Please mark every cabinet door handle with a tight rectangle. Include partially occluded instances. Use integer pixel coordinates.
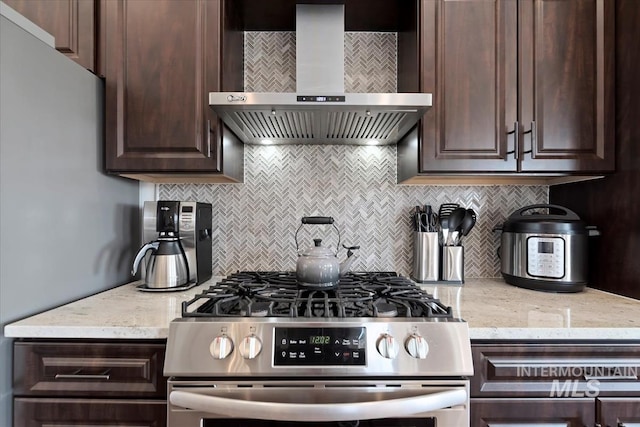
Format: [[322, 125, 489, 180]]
[[522, 121, 535, 157], [55, 373, 110, 380], [584, 374, 638, 381], [505, 121, 519, 161], [55, 374, 110, 380], [54, 368, 110, 380], [207, 119, 212, 158]]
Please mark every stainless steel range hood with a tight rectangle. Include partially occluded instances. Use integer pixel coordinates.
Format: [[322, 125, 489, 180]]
[[209, 4, 431, 145]]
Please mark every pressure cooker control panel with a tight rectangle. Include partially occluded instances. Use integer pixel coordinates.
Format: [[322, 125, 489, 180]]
[[273, 327, 366, 366], [527, 236, 565, 279]]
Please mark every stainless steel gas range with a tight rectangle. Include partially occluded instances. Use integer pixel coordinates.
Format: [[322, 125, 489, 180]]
[[164, 272, 473, 426]]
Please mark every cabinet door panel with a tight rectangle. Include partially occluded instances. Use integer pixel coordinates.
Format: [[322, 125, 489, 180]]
[[104, 0, 222, 172], [519, 0, 614, 172], [420, 0, 517, 172], [598, 397, 640, 426], [471, 398, 595, 426], [14, 398, 166, 427], [3, 0, 95, 71]]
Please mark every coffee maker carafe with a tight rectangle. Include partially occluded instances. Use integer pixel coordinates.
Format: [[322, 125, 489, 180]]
[[132, 201, 212, 290]]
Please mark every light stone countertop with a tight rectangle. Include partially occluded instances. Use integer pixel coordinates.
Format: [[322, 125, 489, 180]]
[[3, 277, 225, 339], [419, 279, 640, 340], [4, 277, 640, 340]]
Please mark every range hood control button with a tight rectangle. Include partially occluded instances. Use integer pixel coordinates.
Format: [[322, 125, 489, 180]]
[[227, 94, 246, 102], [209, 335, 234, 359], [405, 334, 429, 359], [239, 335, 263, 359], [376, 334, 399, 359]]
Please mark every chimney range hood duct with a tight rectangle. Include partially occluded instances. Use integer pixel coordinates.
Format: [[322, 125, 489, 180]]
[[209, 4, 432, 145]]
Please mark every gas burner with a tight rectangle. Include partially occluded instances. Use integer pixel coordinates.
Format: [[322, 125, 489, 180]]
[[182, 271, 452, 319], [373, 302, 398, 318]]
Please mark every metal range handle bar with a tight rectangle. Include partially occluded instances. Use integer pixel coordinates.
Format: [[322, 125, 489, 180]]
[[170, 389, 467, 422]]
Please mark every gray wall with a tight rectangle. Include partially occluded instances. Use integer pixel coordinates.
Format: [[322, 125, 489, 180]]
[[0, 16, 139, 426]]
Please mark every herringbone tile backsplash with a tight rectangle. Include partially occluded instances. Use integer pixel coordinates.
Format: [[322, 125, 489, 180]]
[[159, 145, 547, 278], [159, 32, 548, 278]]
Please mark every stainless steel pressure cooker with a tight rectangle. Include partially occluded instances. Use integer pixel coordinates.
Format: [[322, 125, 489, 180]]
[[497, 204, 598, 293]]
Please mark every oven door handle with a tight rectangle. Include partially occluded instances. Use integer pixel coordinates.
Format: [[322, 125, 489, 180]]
[[169, 388, 467, 422]]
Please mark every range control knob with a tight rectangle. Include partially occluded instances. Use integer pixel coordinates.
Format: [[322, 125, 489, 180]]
[[376, 333, 399, 359], [405, 334, 429, 359], [209, 335, 234, 359], [239, 335, 263, 359]]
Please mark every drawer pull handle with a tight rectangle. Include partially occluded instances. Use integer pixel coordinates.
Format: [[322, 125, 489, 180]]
[[55, 369, 110, 380], [583, 374, 638, 381]]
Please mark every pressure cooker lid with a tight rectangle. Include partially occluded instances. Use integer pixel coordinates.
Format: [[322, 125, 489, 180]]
[[503, 204, 588, 234]]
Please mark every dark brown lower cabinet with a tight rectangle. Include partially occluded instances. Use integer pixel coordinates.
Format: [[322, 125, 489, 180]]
[[598, 398, 640, 426], [471, 342, 640, 426], [471, 398, 594, 426], [14, 398, 166, 427], [12, 340, 167, 427]]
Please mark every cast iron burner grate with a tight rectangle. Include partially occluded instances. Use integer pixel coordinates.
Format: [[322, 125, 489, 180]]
[[182, 272, 453, 319]]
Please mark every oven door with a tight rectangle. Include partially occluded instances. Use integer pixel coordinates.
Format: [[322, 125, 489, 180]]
[[168, 379, 469, 426]]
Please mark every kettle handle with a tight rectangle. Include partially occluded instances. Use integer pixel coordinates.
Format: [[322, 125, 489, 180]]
[[131, 241, 160, 276], [302, 216, 334, 225], [295, 217, 341, 254], [508, 204, 581, 221]]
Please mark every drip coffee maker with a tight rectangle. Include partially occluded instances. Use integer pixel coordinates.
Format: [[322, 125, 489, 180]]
[[132, 201, 212, 291]]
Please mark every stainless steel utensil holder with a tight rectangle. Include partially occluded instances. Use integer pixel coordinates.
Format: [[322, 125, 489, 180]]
[[411, 232, 440, 282], [442, 246, 464, 283]]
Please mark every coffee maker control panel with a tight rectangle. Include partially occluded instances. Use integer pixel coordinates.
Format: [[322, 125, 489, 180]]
[[179, 205, 195, 231]]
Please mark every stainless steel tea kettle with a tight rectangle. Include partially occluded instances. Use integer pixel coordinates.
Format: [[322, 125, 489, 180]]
[[295, 217, 359, 289], [131, 233, 189, 289]]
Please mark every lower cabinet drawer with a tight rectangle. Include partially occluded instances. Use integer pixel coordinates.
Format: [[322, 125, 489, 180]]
[[14, 398, 166, 427], [13, 341, 167, 398], [471, 397, 595, 426], [471, 343, 640, 398]]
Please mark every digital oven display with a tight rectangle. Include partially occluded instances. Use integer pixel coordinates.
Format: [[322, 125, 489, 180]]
[[274, 327, 366, 366]]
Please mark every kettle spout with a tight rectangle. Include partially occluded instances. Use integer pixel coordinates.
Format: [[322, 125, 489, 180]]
[[339, 245, 360, 276]]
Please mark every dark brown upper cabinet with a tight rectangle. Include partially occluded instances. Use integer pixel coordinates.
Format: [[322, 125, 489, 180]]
[[399, 0, 614, 182], [102, 0, 244, 182], [4, 0, 96, 72]]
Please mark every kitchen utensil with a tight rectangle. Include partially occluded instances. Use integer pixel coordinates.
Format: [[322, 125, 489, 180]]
[[412, 205, 438, 232], [445, 208, 467, 245], [455, 208, 477, 245], [437, 203, 460, 246], [420, 212, 438, 233], [413, 206, 421, 231], [295, 216, 359, 289], [461, 209, 477, 236], [497, 204, 599, 293]]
